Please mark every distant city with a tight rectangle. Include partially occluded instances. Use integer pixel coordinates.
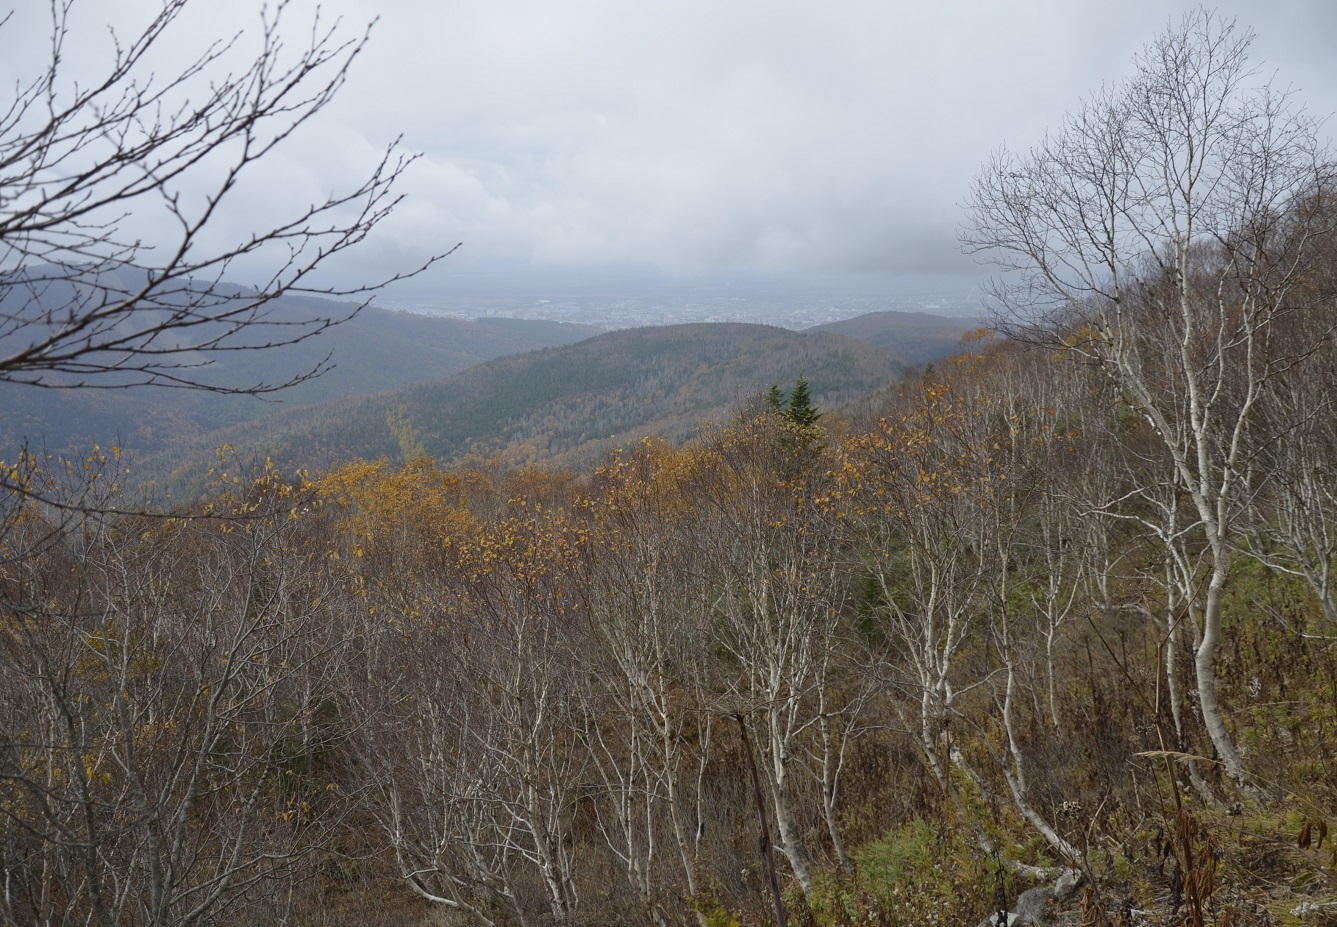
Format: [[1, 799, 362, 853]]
[[374, 272, 985, 330]]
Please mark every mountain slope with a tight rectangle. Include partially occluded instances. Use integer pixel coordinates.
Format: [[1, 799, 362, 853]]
[[809, 309, 980, 364], [140, 323, 903, 495], [0, 302, 599, 460]]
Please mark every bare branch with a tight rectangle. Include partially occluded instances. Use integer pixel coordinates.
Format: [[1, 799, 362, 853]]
[[0, 0, 451, 394]]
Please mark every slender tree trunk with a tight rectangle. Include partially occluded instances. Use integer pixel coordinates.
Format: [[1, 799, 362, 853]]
[[817, 703, 855, 872], [768, 732, 816, 897], [1195, 548, 1255, 793], [738, 715, 788, 927]]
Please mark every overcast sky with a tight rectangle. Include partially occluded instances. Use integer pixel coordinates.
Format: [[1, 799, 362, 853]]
[[4, 0, 1336, 300]]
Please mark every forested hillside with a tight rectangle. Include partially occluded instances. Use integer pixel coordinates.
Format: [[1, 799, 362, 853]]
[[809, 309, 978, 364], [133, 323, 905, 499], [8, 312, 1337, 925], [0, 294, 598, 461]]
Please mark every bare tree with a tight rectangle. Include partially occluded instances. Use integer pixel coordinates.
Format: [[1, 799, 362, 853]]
[[577, 443, 719, 926], [842, 357, 1089, 862], [364, 503, 590, 927], [0, 0, 450, 880], [962, 8, 1336, 791], [840, 377, 1001, 797], [1246, 278, 1337, 627], [983, 356, 1089, 863], [0, 471, 351, 927], [702, 414, 852, 900], [0, 0, 446, 394]]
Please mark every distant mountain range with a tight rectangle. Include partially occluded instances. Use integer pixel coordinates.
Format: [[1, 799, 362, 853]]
[[0, 297, 598, 461], [2, 279, 978, 496]]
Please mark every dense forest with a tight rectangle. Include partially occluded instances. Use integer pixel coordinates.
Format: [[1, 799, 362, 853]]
[[5, 9, 1337, 927], [7, 308, 1337, 926]]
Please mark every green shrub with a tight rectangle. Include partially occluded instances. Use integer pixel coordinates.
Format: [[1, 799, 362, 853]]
[[804, 820, 987, 927]]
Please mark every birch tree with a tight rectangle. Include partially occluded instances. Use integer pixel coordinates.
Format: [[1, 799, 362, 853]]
[[1246, 275, 1337, 627], [700, 413, 849, 900], [962, 8, 1337, 790], [840, 378, 1004, 794], [576, 441, 718, 925], [363, 495, 590, 927]]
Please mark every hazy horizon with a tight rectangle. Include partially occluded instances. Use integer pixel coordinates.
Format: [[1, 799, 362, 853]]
[[5, 1, 1332, 303], [373, 265, 985, 329]]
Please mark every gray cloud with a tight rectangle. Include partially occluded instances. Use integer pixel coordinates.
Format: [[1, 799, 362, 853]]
[[5, 0, 1335, 290]]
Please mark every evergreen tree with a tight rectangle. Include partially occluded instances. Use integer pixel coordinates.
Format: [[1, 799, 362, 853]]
[[784, 377, 821, 428]]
